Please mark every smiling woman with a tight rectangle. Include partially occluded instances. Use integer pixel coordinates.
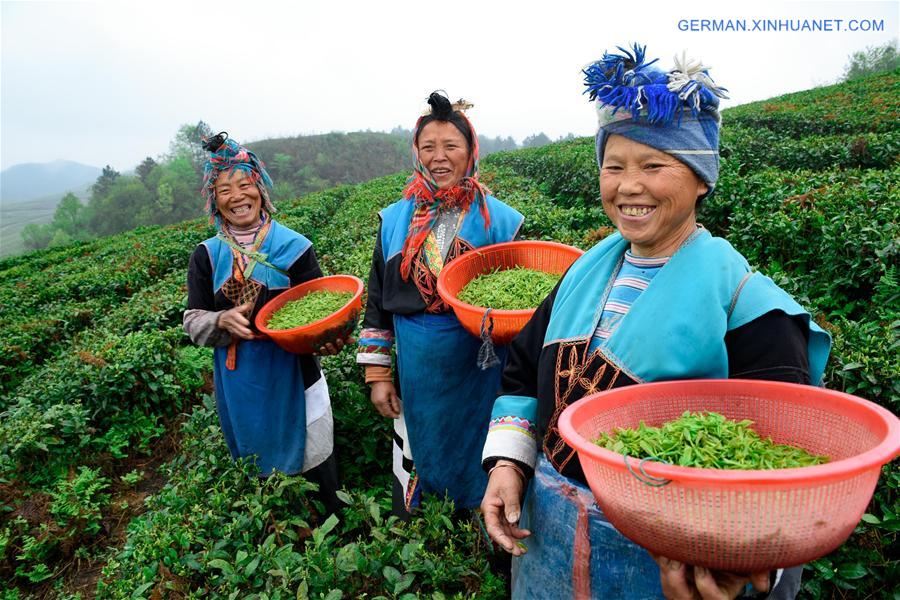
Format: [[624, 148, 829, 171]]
[[214, 169, 263, 228], [356, 92, 524, 528], [479, 44, 833, 600], [416, 121, 470, 189], [600, 135, 708, 257], [181, 133, 346, 516]]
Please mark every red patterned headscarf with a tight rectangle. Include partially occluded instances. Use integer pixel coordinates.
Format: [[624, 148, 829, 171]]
[[399, 109, 491, 280]]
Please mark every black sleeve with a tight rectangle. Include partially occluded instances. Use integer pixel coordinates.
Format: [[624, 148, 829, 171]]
[[498, 279, 561, 399], [361, 222, 394, 331], [726, 309, 811, 384], [482, 281, 561, 477], [187, 245, 216, 311], [289, 245, 324, 287]]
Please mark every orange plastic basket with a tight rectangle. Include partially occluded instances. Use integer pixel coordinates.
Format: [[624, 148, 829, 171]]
[[436, 241, 584, 345], [558, 379, 900, 572], [255, 275, 364, 355]]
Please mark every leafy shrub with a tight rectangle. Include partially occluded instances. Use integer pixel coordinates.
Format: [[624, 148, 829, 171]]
[[97, 397, 503, 599], [49, 467, 110, 536]]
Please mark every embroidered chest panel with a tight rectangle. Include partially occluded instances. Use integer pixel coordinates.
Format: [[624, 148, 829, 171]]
[[543, 341, 636, 475], [413, 238, 475, 313]]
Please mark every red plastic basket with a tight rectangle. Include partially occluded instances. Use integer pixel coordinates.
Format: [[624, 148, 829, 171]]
[[436, 241, 584, 345], [558, 379, 900, 572], [255, 275, 364, 354]]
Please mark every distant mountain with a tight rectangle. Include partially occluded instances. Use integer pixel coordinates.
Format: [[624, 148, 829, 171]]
[[1, 160, 101, 204]]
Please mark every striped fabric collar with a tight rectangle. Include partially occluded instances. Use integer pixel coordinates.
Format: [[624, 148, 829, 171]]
[[623, 251, 669, 268]]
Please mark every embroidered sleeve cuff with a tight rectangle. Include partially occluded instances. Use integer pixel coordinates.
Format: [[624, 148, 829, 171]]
[[357, 328, 394, 367], [482, 415, 538, 471]]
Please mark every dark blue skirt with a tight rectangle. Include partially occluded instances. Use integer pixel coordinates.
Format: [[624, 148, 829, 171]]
[[394, 312, 506, 510], [213, 338, 307, 475]]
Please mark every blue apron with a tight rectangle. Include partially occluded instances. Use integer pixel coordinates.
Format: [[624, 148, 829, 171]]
[[204, 221, 314, 476], [394, 312, 506, 510], [213, 338, 306, 475], [513, 455, 663, 599]]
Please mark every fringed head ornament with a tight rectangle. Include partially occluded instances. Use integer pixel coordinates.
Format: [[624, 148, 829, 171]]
[[201, 131, 276, 226], [399, 91, 491, 280], [584, 44, 729, 197]]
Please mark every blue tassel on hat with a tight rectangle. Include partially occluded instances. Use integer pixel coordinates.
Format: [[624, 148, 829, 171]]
[[585, 43, 729, 197]]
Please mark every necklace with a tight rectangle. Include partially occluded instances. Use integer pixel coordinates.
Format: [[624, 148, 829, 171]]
[[434, 207, 462, 257]]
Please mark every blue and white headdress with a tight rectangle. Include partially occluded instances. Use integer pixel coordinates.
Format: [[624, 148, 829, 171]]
[[584, 43, 729, 196]]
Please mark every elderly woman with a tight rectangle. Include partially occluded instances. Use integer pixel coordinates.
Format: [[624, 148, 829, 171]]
[[183, 133, 342, 515], [480, 45, 832, 599], [357, 92, 524, 517]]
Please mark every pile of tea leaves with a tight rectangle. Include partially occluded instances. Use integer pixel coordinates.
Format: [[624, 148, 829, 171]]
[[594, 411, 828, 469], [267, 290, 353, 330], [458, 266, 560, 310]]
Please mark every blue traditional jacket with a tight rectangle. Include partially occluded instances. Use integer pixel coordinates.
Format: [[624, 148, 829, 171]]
[[483, 229, 832, 481], [357, 196, 524, 366]]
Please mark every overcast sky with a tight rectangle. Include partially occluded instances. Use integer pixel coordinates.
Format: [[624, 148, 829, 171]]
[[1, 0, 897, 171]]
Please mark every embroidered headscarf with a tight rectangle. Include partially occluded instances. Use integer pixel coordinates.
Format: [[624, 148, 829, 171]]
[[201, 132, 276, 227], [399, 92, 491, 280], [584, 43, 728, 197]]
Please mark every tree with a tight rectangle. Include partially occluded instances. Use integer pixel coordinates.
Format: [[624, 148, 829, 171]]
[[272, 181, 298, 203], [21, 223, 54, 251], [843, 41, 899, 81], [522, 133, 552, 148], [478, 135, 518, 156], [169, 121, 212, 174], [91, 165, 120, 199], [135, 156, 200, 227], [52, 192, 86, 236], [48, 229, 73, 248], [271, 153, 294, 180], [135, 156, 158, 184], [88, 178, 153, 236], [156, 156, 202, 223]]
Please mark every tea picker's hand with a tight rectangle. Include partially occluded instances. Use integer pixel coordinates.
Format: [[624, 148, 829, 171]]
[[317, 336, 356, 356], [653, 555, 770, 600], [218, 303, 255, 340], [482, 461, 531, 556], [370, 381, 401, 418]]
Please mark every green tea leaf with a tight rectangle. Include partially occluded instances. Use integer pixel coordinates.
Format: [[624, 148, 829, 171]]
[[594, 411, 828, 470], [458, 266, 560, 310], [267, 291, 353, 330]]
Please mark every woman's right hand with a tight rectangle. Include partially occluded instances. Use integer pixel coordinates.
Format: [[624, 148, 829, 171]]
[[653, 555, 770, 600], [482, 462, 531, 556], [370, 381, 401, 418], [217, 303, 255, 340]]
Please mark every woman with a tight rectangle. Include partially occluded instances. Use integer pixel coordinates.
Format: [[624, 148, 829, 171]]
[[480, 45, 832, 599], [183, 132, 343, 515], [357, 92, 524, 517]]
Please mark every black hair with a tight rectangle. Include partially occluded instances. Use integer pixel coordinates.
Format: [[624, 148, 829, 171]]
[[414, 91, 474, 151], [202, 131, 228, 152]]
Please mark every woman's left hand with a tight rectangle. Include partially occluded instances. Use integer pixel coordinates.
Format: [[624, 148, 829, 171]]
[[316, 336, 356, 356], [653, 555, 769, 600]]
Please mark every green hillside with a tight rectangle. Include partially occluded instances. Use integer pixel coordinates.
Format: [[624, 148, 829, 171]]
[[14, 129, 520, 257], [247, 131, 410, 199], [0, 70, 897, 598]]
